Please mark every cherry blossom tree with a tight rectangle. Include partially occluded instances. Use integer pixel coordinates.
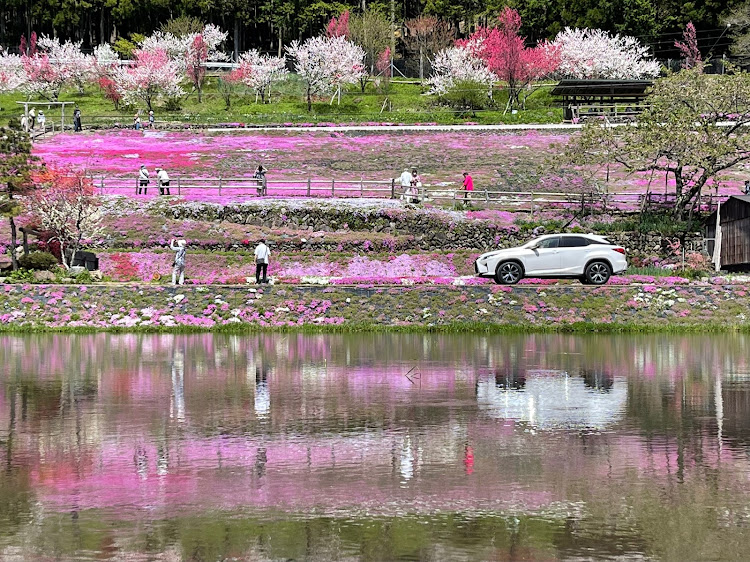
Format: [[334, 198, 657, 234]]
[[36, 36, 94, 93], [113, 48, 184, 110], [140, 24, 228, 72], [463, 7, 559, 112], [0, 49, 26, 93], [92, 44, 121, 109], [552, 27, 661, 80], [186, 35, 208, 102], [287, 36, 365, 110], [326, 11, 350, 38], [675, 22, 702, 71], [29, 167, 103, 269], [229, 50, 288, 103], [428, 45, 496, 97]]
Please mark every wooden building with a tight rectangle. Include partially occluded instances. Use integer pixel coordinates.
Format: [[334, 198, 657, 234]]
[[551, 79, 653, 122], [705, 196, 750, 271]]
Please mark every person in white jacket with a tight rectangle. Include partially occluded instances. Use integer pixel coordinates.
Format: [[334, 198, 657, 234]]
[[254, 239, 270, 284], [170, 239, 187, 285], [156, 167, 171, 195], [138, 165, 149, 194]]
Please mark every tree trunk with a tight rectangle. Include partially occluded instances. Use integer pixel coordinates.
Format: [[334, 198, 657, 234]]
[[9, 216, 18, 271], [419, 45, 424, 80], [233, 18, 240, 62], [307, 84, 312, 111], [278, 26, 283, 58]]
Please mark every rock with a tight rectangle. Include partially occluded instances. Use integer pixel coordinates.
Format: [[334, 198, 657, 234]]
[[69, 266, 86, 276], [91, 271, 103, 281], [33, 270, 56, 282], [173, 294, 185, 303]]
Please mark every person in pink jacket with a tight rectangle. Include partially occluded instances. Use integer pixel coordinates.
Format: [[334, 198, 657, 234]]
[[462, 172, 474, 204]]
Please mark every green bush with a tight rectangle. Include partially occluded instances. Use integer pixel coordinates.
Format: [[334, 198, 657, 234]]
[[6, 269, 35, 283], [18, 251, 58, 271], [442, 80, 491, 116]]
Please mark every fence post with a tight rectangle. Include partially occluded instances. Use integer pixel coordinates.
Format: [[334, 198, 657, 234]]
[[331, 179, 335, 197], [177, 177, 181, 195], [360, 176, 364, 197], [420, 184, 425, 203], [391, 178, 395, 199], [485, 188, 489, 204], [218, 177, 222, 196], [530, 192, 534, 216], [307, 178, 311, 197]]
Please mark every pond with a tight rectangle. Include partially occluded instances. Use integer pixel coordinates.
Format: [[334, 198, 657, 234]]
[[1, 333, 749, 560]]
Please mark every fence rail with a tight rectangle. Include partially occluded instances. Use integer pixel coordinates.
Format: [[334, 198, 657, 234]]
[[94, 174, 727, 214]]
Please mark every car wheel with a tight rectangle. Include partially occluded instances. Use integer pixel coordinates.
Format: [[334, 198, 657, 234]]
[[584, 261, 611, 285], [495, 261, 524, 285]]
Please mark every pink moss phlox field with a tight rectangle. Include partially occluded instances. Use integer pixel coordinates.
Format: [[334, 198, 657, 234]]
[[34, 130, 748, 197]]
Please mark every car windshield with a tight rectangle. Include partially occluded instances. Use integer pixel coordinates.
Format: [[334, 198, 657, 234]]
[[522, 237, 546, 248]]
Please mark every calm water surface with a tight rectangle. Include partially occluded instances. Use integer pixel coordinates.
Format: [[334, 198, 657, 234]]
[[1, 333, 750, 560]]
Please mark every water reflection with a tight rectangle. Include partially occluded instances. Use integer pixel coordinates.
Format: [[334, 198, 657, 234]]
[[0, 333, 750, 559]]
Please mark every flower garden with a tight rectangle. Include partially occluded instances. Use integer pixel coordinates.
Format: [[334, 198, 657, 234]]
[[0, 128, 735, 332]]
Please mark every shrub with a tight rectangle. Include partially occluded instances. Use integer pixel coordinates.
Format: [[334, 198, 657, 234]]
[[18, 251, 58, 271], [442, 80, 491, 116], [6, 269, 35, 283]]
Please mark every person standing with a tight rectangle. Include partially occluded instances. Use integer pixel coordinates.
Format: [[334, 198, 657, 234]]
[[148, 110, 155, 128], [254, 164, 268, 196], [399, 168, 412, 199], [73, 107, 82, 132], [462, 171, 474, 204], [134, 114, 141, 130], [28, 107, 36, 130], [409, 168, 422, 203], [37, 111, 46, 135], [254, 239, 270, 284], [170, 239, 187, 285], [156, 167, 171, 195], [20, 114, 28, 132], [138, 165, 150, 195]]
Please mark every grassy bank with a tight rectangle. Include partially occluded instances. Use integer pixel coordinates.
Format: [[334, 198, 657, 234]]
[[0, 78, 562, 126], [1, 283, 747, 334]]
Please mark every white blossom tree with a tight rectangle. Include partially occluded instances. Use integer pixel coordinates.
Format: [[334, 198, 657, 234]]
[[139, 23, 228, 72], [287, 36, 365, 110], [29, 167, 104, 270], [230, 50, 288, 103], [0, 48, 26, 92], [113, 48, 184, 110], [36, 36, 95, 93], [428, 44, 496, 96], [552, 28, 661, 80]]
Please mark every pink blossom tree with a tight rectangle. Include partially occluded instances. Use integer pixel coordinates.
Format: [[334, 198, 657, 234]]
[[464, 7, 558, 112], [676, 22, 702, 71], [287, 36, 365, 110], [326, 11, 350, 38], [113, 48, 184, 111], [229, 50, 288, 103], [186, 34, 208, 102], [552, 28, 661, 79], [29, 167, 103, 270]]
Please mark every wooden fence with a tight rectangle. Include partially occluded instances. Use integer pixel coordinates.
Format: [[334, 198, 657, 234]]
[[94, 174, 727, 214]]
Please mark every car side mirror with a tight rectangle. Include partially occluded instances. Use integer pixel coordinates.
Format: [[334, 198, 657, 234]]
[[529, 243, 540, 250]]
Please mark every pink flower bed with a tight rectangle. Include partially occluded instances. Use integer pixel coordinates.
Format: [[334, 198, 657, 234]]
[[33, 130, 748, 199]]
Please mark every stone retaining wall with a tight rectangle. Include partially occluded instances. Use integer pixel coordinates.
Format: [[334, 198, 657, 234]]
[[0, 283, 744, 332], [161, 201, 703, 256]]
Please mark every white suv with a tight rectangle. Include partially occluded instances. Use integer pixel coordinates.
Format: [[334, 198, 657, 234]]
[[475, 234, 627, 285]]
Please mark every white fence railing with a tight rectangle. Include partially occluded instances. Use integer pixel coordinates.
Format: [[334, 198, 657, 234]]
[[94, 174, 727, 214]]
